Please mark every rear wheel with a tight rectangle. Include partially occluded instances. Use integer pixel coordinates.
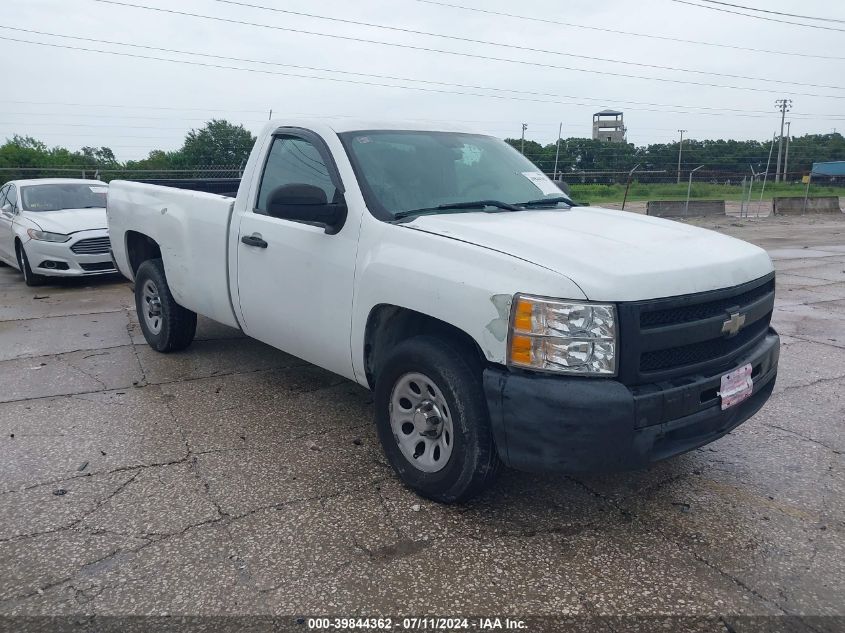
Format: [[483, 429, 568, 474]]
[[16, 243, 47, 287], [134, 258, 196, 352], [374, 335, 502, 503]]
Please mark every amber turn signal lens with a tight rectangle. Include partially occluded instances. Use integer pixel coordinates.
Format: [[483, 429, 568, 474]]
[[510, 334, 533, 365], [513, 298, 533, 332]]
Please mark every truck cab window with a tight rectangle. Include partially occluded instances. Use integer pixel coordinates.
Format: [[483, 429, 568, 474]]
[[256, 136, 337, 213], [340, 131, 564, 219]]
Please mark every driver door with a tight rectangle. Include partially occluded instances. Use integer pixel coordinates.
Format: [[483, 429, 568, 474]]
[[235, 132, 359, 380]]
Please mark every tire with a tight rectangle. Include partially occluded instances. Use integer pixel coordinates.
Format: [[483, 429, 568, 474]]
[[134, 258, 197, 352], [374, 335, 502, 503], [16, 243, 47, 287]]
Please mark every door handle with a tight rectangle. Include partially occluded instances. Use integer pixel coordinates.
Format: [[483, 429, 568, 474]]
[[241, 234, 268, 248]]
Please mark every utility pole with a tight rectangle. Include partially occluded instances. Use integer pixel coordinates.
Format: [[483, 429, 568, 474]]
[[268, 109, 273, 120], [552, 122, 562, 180], [520, 123, 528, 155], [746, 165, 759, 219], [758, 133, 776, 217], [676, 129, 687, 184], [774, 99, 792, 183], [685, 165, 704, 216], [783, 121, 791, 182], [621, 164, 640, 211]]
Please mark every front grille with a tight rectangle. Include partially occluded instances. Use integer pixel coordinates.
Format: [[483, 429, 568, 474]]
[[640, 317, 770, 372], [71, 237, 110, 254], [80, 261, 116, 272], [640, 278, 775, 328], [617, 273, 775, 385]]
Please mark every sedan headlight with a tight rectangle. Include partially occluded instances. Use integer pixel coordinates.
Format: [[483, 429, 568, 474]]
[[27, 229, 70, 243], [508, 294, 617, 375]]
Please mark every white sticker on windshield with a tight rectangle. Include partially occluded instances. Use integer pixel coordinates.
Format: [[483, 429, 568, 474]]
[[89, 186, 108, 194], [521, 172, 560, 196]]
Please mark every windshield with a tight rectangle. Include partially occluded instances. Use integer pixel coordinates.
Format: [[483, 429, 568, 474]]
[[20, 183, 107, 212], [340, 131, 570, 219]]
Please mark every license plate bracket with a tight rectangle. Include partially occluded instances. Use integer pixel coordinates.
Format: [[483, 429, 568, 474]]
[[719, 363, 754, 410]]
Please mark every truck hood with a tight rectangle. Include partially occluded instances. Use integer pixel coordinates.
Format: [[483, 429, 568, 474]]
[[23, 208, 108, 235], [403, 207, 774, 301]]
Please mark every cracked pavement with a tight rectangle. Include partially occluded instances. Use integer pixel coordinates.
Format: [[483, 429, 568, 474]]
[[0, 215, 843, 628]]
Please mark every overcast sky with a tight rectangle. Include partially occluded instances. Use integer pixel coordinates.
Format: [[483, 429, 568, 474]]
[[2, 0, 844, 160]]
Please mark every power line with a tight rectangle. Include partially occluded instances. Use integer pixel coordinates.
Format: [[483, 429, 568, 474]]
[[205, 0, 844, 90], [670, 0, 845, 32], [0, 112, 568, 131], [6, 34, 845, 130], [412, 0, 845, 61], [698, 0, 845, 24], [0, 26, 706, 111], [5, 25, 845, 120], [86, 0, 845, 98], [0, 99, 267, 114], [0, 132, 182, 139], [0, 121, 258, 130], [0, 110, 267, 122]]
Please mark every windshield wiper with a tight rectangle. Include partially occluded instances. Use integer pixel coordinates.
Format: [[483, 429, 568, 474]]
[[515, 196, 577, 208], [393, 199, 520, 221]]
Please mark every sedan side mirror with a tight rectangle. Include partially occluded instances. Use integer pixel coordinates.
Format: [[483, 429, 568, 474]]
[[0, 203, 12, 215], [266, 183, 347, 235]]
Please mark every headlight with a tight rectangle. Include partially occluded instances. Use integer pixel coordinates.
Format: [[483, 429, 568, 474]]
[[508, 294, 617, 375], [27, 229, 70, 242]]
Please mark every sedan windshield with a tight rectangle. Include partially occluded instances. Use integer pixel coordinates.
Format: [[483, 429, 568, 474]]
[[20, 183, 107, 212], [340, 130, 571, 219]]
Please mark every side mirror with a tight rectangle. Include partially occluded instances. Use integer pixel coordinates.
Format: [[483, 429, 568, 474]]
[[266, 183, 346, 235], [0, 203, 12, 215]]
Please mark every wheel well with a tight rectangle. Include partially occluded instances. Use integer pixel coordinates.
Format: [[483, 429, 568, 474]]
[[363, 305, 486, 389], [125, 231, 162, 276]]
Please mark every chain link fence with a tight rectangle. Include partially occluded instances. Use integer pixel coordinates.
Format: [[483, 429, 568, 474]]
[[0, 165, 243, 181]]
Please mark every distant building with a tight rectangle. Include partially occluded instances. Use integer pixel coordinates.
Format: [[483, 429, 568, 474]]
[[592, 110, 626, 143]]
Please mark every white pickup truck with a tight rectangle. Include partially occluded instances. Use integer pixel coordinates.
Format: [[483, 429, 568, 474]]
[[107, 119, 779, 502]]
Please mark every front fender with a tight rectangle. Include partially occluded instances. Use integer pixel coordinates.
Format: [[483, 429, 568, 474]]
[[13, 215, 40, 241], [350, 221, 586, 385]]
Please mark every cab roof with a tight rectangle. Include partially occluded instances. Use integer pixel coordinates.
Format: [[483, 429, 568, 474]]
[[264, 117, 487, 136]]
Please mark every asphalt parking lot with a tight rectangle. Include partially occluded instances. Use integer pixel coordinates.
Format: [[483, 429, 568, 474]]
[[1, 214, 844, 630]]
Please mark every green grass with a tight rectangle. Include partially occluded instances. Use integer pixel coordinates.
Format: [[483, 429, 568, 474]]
[[568, 181, 845, 205]]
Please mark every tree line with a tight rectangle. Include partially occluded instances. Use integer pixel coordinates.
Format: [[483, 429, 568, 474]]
[[0, 120, 256, 181], [504, 133, 844, 182], [1, 118, 841, 183]]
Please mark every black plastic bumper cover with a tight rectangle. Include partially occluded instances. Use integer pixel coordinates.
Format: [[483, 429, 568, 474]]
[[483, 330, 779, 473]]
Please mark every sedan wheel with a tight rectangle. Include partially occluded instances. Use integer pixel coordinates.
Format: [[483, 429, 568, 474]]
[[16, 244, 46, 287]]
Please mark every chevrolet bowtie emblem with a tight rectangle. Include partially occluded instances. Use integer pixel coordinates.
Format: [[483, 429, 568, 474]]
[[721, 311, 746, 337]]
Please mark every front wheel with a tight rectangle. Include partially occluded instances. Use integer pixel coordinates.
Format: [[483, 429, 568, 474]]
[[134, 258, 197, 352], [374, 336, 502, 503], [16, 243, 47, 287]]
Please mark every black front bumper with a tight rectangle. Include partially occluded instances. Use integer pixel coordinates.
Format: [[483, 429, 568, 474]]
[[483, 329, 779, 473]]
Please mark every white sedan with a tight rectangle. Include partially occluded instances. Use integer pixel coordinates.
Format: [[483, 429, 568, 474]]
[[0, 178, 117, 286]]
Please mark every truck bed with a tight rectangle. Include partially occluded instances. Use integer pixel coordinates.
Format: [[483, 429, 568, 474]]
[[107, 181, 240, 329]]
